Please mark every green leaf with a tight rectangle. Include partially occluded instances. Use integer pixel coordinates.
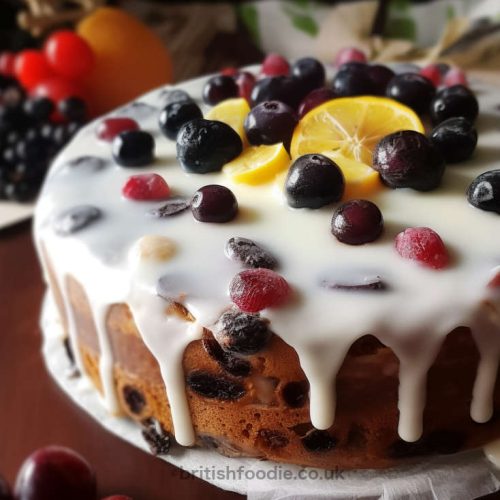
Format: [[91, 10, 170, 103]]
[[236, 4, 261, 45], [291, 14, 319, 37], [389, 0, 412, 14], [289, 0, 311, 10], [385, 17, 417, 41], [446, 5, 456, 20]]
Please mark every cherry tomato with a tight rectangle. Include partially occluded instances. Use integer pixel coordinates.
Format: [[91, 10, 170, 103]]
[[0, 51, 16, 76], [44, 30, 95, 79], [14, 50, 54, 90]]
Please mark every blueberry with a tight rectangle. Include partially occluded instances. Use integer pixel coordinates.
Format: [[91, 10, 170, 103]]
[[244, 100, 297, 150], [467, 170, 500, 214], [158, 100, 202, 140], [58, 97, 87, 122], [160, 88, 193, 106], [191, 184, 238, 223], [176, 119, 242, 173], [225, 237, 277, 269], [285, 154, 344, 208], [186, 371, 245, 400], [331, 199, 384, 245], [332, 65, 375, 97], [291, 57, 325, 93], [367, 64, 395, 95], [112, 130, 155, 167], [430, 117, 477, 163], [24, 97, 54, 122], [214, 310, 271, 355], [202, 75, 238, 105], [430, 85, 479, 124], [386, 73, 435, 114], [53, 205, 102, 236], [141, 418, 171, 456], [250, 76, 305, 109], [372, 130, 445, 191]]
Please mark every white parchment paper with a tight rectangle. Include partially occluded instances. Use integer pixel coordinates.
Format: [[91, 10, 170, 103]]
[[40, 293, 500, 499]]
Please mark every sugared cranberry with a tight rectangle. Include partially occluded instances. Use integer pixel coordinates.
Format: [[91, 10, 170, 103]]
[[112, 130, 155, 167], [229, 268, 291, 313], [419, 64, 442, 87], [97, 117, 139, 142], [244, 100, 298, 150], [386, 73, 435, 114], [191, 184, 238, 223], [234, 71, 256, 102], [220, 67, 237, 76], [291, 57, 325, 92], [158, 100, 203, 140], [367, 64, 395, 95], [285, 154, 344, 208], [122, 173, 170, 201], [0, 474, 12, 500], [331, 199, 384, 245], [430, 85, 478, 125], [395, 227, 449, 269], [298, 87, 336, 118], [334, 47, 367, 67], [202, 75, 238, 105], [261, 53, 290, 77], [14, 446, 97, 500], [372, 130, 445, 191], [443, 67, 468, 87], [467, 170, 500, 214], [430, 117, 477, 163]]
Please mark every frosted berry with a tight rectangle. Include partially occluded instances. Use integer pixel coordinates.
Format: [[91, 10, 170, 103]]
[[298, 87, 337, 118], [112, 130, 155, 167], [430, 117, 477, 163], [291, 57, 325, 92], [261, 53, 290, 77], [367, 64, 395, 95], [159, 100, 202, 140], [334, 47, 367, 67], [386, 73, 435, 114], [430, 85, 478, 125], [332, 65, 375, 97], [467, 170, 500, 214], [202, 75, 238, 105], [122, 174, 170, 201], [395, 227, 449, 269], [191, 184, 238, 223], [229, 268, 291, 313], [419, 64, 442, 87], [96, 117, 139, 142], [234, 71, 256, 102], [443, 67, 468, 87], [250, 76, 305, 110]]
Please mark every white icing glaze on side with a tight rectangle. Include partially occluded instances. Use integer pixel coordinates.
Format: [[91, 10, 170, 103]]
[[34, 68, 500, 448]]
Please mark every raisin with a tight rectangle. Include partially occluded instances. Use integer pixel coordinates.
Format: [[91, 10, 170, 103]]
[[123, 385, 146, 415], [141, 418, 171, 455], [187, 371, 245, 400], [225, 237, 277, 269], [257, 429, 289, 449], [202, 334, 251, 377], [301, 430, 336, 452], [148, 197, 191, 217], [282, 381, 309, 408]]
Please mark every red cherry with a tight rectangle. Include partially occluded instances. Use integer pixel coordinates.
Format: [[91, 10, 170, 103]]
[[0, 51, 16, 76], [122, 174, 170, 201], [419, 64, 442, 87], [234, 71, 256, 102], [14, 50, 54, 90], [44, 30, 95, 80], [443, 67, 468, 88], [229, 268, 291, 313], [220, 66, 238, 76], [395, 227, 449, 270], [261, 53, 290, 77], [334, 47, 367, 67], [97, 117, 139, 142]]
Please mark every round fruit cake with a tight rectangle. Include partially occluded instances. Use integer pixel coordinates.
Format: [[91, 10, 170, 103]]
[[34, 57, 500, 470]]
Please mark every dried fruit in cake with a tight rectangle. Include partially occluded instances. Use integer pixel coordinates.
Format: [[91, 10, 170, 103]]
[[53, 205, 102, 236], [430, 85, 479, 124], [191, 185, 238, 223], [214, 310, 271, 355], [141, 418, 171, 455], [285, 153, 345, 209], [385, 73, 435, 115], [395, 227, 450, 269], [187, 371, 246, 400], [331, 199, 384, 245], [96, 117, 139, 142], [225, 237, 277, 269], [205, 97, 250, 143], [290, 96, 424, 165], [257, 429, 289, 449], [202, 75, 238, 105], [223, 143, 289, 185], [261, 53, 290, 77], [301, 430, 336, 452], [332, 64, 376, 97], [122, 385, 146, 414], [291, 57, 325, 93], [282, 380, 309, 408], [112, 130, 155, 167], [202, 333, 251, 377], [159, 100, 203, 140], [298, 87, 337, 118], [229, 268, 291, 313], [176, 119, 242, 174], [430, 117, 477, 163], [467, 170, 500, 214], [372, 130, 445, 191], [244, 101, 298, 151], [334, 47, 367, 67], [14, 446, 97, 500]]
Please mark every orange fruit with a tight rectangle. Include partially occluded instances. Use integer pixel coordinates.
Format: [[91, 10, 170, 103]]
[[77, 7, 173, 116]]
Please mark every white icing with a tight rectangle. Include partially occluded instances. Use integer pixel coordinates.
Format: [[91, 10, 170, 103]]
[[34, 68, 500, 448]]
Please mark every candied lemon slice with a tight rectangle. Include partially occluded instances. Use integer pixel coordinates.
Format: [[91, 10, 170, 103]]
[[223, 143, 290, 185], [205, 97, 250, 143], [290, 96, 424, 164]]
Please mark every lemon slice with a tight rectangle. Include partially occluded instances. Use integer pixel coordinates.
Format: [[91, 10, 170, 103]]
[[223, 143, 290, 185], [290, 96, 424, 164], [206, 97, 250, 144]]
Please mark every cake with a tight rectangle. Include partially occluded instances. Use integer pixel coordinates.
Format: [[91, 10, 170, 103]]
[[34, 57, 500, 470]]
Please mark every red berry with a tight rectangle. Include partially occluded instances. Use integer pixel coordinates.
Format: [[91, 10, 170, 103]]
[[234, 71, 256, 102], [334, 47, 367, 67], [443, 67, 468, 88], [220, 66, 238, 76], [488, 270, 500, 289], [0, 51, 16, 76], [122, 174, 170, 201], [395, 227, 449, 270], [229, 269, 291, 313], [14, 50, 54, 90], [419, 64, 442, 87], [261, 53, 290, 77], [97, 117, 139, 142], [44, 30, 95, 79]]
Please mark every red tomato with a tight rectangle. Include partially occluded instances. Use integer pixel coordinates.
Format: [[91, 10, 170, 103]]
[[44, 30, 95, 80], [14, 50, 54, 90], [0, 51, 16, 76]]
